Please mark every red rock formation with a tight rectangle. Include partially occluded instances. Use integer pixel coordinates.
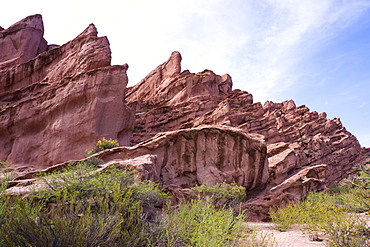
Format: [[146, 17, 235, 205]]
[[96, 125, 269, 191], [0, 15, 47, 70], [0, 16, 134, 169], [125, 52, 363, 220], [2, 15, 367, 220]]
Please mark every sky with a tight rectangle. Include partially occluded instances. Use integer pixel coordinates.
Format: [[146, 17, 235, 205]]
[[1, 0, 370, 147]]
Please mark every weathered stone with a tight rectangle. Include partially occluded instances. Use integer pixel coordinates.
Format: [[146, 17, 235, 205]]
[[124, 51, 363, 219], [2, 15, 368, 221], [0, 14, 47, 70], [97, 125, 269, 191], [0, 16, 134, 169]]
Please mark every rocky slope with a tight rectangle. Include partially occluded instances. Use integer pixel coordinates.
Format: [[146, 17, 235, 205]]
[[2, 15, 369, 220], [125, 51, 364, 219], [0, 15, 134, 169]]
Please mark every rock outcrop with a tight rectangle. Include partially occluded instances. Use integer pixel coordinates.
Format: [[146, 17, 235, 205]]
[[125, 51, 363, 220], [0, 15, 134, 169], [97, 125, 269, 191], [2, 15, 368, 221], [0, 15, 47, 70]]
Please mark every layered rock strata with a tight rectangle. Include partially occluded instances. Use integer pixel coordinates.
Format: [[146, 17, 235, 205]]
[[2, 15, 367, 220], [0, 15, 134, 168], [98, 125, 269, 191], [126, 52, 362, 219]]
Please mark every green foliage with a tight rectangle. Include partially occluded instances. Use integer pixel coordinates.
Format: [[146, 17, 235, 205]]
[[299, 137, 309, 142], [0, 160, 16, 183], [249, 117, 257, 120], [0, 105, 9, 111], [233, 104, 241, 108], [156, 198, 246, 247], [0, 160, 11, 168], [324, 214, 370, 247], [0, 163, 276, 247], [0, 188, 148, 246], [135, 109, 151, 114], [35, 163, 166, 207], [270, 192, 370, 245], [190, 182, 246, 208], [331, 165, 370, 213], [0, 165, 168, 246], [86, 137, 120, 157]]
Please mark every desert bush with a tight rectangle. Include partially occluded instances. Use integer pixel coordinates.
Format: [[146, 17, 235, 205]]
[[155, 198, 246, 247], [35, 163, 166, 207], [269, 200, 300, 232], [86, 137, 120, 156], [270, 191, 370, 245], [0, 170, 264, 247], [0, 188, 148, 246], [0, 165, 169, 246], [0, 160, 16, 183], [190, 182, 246, 209], [324, 214, 370, 247], [332, 165, 370, 213], [270, 193, 346, 236]]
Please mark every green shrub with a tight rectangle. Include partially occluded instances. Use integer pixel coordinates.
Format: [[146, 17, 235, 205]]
[[190, 182, 246, 209], [324, 214, 370, 247], [35, 163, 166, 206], [0, 188, 147, 246], [135, 109, 151, 114], [331, 165, 370, 213], [299, 137, 309, 142], [157, 198, 245, 247], [0, 105, 8, 111], [1, 165, 169, 246], [269, 200, 300, 232], [270, 192, 370, 244], [86, 137, 120, 156]]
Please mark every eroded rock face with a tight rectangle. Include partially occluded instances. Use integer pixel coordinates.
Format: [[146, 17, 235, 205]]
[[1, 15, 367, 221], [0, 14, 47, 70], [97, 125, 269, 191], [0, 16, 134, 168], [125, 52, 363, 219]]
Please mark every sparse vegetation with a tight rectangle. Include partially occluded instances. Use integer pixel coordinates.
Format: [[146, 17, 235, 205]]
[[190, 182, 246, 209], [299, 137, 309, 142], [135, 109, 151, 114], [0, 105, 9, 111], [86, 137, 120, 157], [0, 159, 272, 246], [0, 160, 17, 184], [270, 164, 370, 246]]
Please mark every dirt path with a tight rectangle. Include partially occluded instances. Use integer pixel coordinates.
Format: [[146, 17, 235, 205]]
[[249, 222, 326, 247]]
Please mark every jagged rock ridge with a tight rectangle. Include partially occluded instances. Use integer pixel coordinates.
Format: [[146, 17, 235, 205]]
[[125, 50, 364, 219], [0, 15, 134, 169], [2, 15, 369, 220]]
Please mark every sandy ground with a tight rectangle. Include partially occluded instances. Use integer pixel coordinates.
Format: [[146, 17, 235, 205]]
[[249, 213, 370, 247], [249, 222, 326, 247]]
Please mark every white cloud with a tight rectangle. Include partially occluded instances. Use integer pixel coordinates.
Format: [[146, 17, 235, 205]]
[[1, 0, 370, 99]]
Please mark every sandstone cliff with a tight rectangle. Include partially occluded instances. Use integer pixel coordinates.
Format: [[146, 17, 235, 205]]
[[2, 15, 368, 220], [125, 51, 363, 219], [0, 15, 134, 169]]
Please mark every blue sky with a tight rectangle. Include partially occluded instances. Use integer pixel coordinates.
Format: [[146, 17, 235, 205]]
[[2, 0, 370, 147]]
